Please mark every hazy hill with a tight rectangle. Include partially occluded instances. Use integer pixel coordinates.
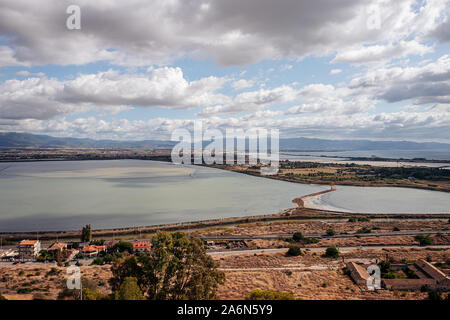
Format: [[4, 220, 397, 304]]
[[1, 132, 450, 152]]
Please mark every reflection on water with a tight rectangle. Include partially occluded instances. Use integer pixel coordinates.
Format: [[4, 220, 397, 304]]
[[305, 185, 450, 214], [0, 160, 326, 232]]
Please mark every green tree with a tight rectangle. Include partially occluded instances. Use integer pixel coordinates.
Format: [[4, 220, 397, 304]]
[[415, 235, 432, 246], [324, 247, 339, 258], [113, 241, 134, 253], [287, 246, 302, 256], [81, 224, 92, 243], [114, 277, 145, 300], [110, 231, 225, 300], [292, 232, 304, 242]]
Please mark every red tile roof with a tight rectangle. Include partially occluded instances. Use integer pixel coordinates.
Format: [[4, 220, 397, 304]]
[[19, 240, 38, 246], [133, 241, 151, 248]]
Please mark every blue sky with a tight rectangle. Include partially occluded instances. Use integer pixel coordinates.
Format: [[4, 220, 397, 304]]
[[0, 0, 449, 142]]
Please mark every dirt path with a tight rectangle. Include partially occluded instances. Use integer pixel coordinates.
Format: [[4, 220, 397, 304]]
[[292, 185, 336, 209]]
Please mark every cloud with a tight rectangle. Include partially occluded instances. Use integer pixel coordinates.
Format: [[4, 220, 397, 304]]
[[331, 40, 433, 66], [0, 0, 447, 67], [330, 69, 342, 75], [0, 68, 228, 120], [197, 85, 297, 117], [231, 79, 254, 90], [2, 108, 450, 142], [349, 54, 450, 105]]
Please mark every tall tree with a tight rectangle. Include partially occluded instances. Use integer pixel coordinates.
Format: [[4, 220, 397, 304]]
[[81, 224, 92, 242], [110, 231, 225, 300]]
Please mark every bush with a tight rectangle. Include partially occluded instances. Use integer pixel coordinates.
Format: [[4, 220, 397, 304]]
[[393, 227, 400, 231], [415, 235, 432, 246], [292, 232, 305, 242], [326, 228, 336, 236], [324, 247, 339, 258], [91, 257, 104, 266], [246, 290, 295, 300], [356, 227, 371, 234], [287, 246, 302, 257]]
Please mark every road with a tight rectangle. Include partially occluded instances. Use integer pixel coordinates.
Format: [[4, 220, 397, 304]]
[[207, 244, 450, 256], [200, 230, 449, 241]]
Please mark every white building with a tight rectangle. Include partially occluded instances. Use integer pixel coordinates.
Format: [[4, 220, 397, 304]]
[[18, 240, 41, 260]]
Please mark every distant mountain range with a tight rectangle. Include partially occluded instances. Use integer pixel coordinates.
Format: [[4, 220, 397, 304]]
[[0, 132, 175, 149], [1, 132, 450, 152]]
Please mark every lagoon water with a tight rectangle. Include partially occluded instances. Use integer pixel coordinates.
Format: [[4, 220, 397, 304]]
[[1, 160, 449, 232], [0, 160, 327, 232], [304, 185, 450, 214]]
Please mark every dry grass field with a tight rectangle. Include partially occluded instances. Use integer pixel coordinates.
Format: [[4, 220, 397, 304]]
[[1, 247, 448, 300]]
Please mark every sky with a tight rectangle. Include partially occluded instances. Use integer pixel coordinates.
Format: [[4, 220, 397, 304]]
[[0, 0, 449, 142]]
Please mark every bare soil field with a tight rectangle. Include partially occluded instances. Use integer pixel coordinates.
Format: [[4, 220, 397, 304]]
[[190, 219, 450, 237], [213, 247, 449, 300], [1, 247, 448, 300]]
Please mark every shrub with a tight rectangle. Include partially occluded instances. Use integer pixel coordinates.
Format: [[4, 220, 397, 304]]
[[246, 290, 295, 300], [287, 246, 302, 257], [292, 232, 305, 242], [415, 235, 432, 246], [324, 247, 339, 258], [326, 228, 336, 236], [393, 227, 400, 231], [356, 227, 371, 234], [91, 257, 104, 266]]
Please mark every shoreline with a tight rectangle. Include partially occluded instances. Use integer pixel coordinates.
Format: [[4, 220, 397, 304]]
[[292, 185, 337, 209]]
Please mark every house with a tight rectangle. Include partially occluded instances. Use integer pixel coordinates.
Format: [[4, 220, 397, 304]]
[[18, 240, 41, 260], [133, 241, 152, 253], [81, 245, 106, 257], [48, 242, 67, 253]]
